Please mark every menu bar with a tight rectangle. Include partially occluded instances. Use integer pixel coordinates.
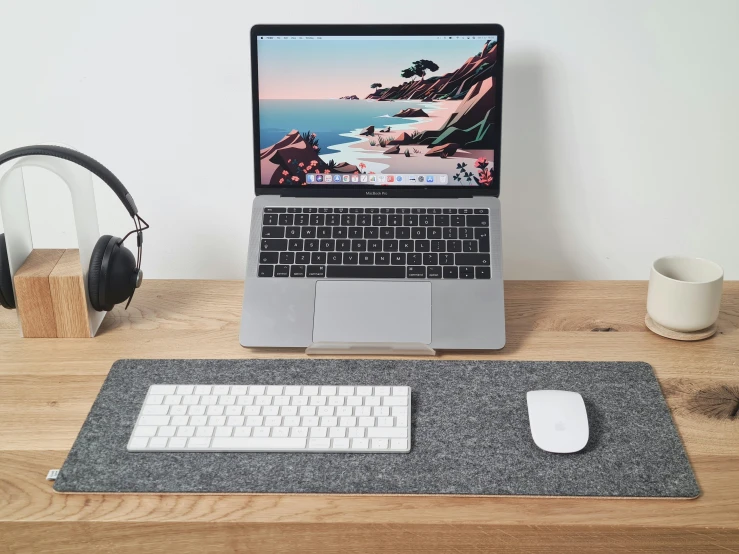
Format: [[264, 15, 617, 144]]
[[259, 36, 496, 41]]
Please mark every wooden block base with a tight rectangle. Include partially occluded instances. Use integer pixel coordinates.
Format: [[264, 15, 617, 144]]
[[13, 249, 92, 338]]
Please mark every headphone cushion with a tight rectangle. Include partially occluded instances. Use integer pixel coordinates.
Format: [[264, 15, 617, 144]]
[[88, 235, 114, 312], [0, 234, 15, 309]]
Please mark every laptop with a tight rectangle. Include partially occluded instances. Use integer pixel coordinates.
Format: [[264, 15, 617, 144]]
[[240, 24, 505, 350]]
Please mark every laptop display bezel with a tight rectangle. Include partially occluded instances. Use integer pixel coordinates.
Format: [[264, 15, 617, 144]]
[[251, 24, 504, 198]]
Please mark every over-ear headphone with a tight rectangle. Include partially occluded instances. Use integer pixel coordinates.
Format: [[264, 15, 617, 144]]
[[0, 145, 148, 312]]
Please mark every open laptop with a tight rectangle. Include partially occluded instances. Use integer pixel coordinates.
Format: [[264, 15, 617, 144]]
[[240, 24, 505, 350]]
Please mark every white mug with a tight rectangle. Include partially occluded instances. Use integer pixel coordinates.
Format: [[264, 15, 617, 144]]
[[647, 256, 723, 332]]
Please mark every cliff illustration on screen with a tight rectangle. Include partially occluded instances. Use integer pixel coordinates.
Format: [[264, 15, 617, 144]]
[[257, 36, 497, 186]]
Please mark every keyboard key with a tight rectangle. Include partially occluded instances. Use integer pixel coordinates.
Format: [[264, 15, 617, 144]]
[[419, 215, 433, 226], [261, 239, 287, 251], [434, 215, 450, 226], [475, 228, 491, 252], [427, 266, 442, 279], [259, 252, 278, 264], [327, 266, 405, 279], [459, 208, 473, 214], [262, 226, 285, 238], [304, 239, 319, 251], [358, 214, 372, 226], [327, 252, 342, 264], [258, 265, 274, 277], [380, 207, 395, 214], [291, 265, 306, 277], [279, 252, 295, 264], [443, 228, 458, 239], [332, 227, 348, 238], [460, 228, 474, 240], [285, 227, 300, 239], [447, 240, 462, 252], [406, 253, 420, 265], [404, 215, 418, 226], [443, 266, 459, 279], [288, 207, 301, 213], [278, 214, 294, 226], [364, 227, 379, 239], [391, 253, 406, 265], [380, 227, 394, 239], [451, 215, 465, 226], [396, 227, 411, 239], [352, 240, 367, 251], [359, 253, 374, 264], [423, 253, 438, 265], [475, 266, 491, 279], [411, 228, 426, 239], [320, 239, 335, 251], [400, 240, 414, 252], [310, 252, 326, 265], [296, 252, 310, 264], [367, 427, 407, 438], [317, 227, 331, 238], [263, 213, 279, 226], [427, 208, 441, 214], [307, 265, 326, 277], [431, 240, 445, 252], [474, 208, 488, 214], [396, 208, 410, 214], [427, 227, 442, 239], [368, 239, 383, 251], [288, 239, 303, 251], [375, 252, 390, 265], [383, 240, 398, 252], [407, 266, 425, 278], [264, 207, 286, 213], [309, 214, 325, 226], [342, 252, 358, 264], [348, 227, 363, 239], [211, 437, 307, 450], [295, 214, 309, 225], [341, 214, 356, 226], [303, 207, 317, 213], [443, 208, 457, 214], [388, 214, 403, 226], [336, 239, 351, 252], [349, 207, 363, 213], [460, 266, 475, 279], [411, 208, 426, 214], [416, 240, 430, 252], [318, 207, 332, 213], [274, 265, 290, 277], [463, 240, 478, 253], [466, 215, 489, 226], [455, 253, 490, 266], [326, 214, 340, 225], [365, 208, 379, 213], [301, 227, 316, 238]]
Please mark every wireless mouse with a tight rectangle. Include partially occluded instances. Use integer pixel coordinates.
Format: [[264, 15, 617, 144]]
[[526, 390, 589, 453]]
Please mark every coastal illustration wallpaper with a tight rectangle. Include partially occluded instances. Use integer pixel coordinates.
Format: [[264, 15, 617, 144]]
[[257, 35, 497, 186]]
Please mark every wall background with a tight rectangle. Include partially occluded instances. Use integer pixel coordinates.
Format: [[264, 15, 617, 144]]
[[0, 0, 737, 280]]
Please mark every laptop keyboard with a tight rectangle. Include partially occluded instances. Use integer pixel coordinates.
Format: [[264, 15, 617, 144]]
[[258, 207, 491, 280]]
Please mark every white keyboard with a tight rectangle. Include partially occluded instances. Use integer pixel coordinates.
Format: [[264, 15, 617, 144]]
[[127, 384, 411, 453]]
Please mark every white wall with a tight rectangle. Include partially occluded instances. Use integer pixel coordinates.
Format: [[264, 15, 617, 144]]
[[0, 0, 737, 280]]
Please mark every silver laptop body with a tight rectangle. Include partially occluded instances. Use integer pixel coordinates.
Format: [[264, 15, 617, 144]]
[[241, 24, 506, 350]]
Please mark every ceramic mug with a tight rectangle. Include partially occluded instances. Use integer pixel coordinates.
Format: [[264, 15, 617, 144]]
[[647, 256, 723, 332]]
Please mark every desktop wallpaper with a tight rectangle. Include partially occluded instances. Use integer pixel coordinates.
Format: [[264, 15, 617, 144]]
[[257, 35, 497, 187]]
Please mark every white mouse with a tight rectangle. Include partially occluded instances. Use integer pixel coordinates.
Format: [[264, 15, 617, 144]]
[[526, 390, 589, 453]]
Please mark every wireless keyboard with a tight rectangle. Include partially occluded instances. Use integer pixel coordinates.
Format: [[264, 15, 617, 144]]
[[128, 384, 411, 453], [259, 207, 492, 279]]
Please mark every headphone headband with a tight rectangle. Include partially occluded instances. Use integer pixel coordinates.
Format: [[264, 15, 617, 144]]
[[0, 145, 138, 217]]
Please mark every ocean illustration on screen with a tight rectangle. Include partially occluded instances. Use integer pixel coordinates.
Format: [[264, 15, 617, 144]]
[[257, 36, 497, 186]]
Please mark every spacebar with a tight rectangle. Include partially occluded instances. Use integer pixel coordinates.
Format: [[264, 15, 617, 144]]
[[326, 266, 405, 278], [211, 437, 307, 450]]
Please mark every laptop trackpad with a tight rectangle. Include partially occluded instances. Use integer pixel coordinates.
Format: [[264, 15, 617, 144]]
[[313, 281, 432, 344]]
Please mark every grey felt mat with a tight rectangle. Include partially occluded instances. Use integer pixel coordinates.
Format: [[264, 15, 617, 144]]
[[54, 359, 699, 497]]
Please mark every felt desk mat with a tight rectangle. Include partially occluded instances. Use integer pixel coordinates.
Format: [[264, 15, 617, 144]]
[[54, 359, 699, 498]]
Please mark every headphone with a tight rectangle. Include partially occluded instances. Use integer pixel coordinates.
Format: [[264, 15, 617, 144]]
[[0, 145, 148, 312]]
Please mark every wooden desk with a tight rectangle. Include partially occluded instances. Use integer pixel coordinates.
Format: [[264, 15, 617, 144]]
[[1, 281, 738, 552]]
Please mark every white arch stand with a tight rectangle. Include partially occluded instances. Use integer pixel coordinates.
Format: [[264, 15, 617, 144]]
[[0, 156, 106, 337]]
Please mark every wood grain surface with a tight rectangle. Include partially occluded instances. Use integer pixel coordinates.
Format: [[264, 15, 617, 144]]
[[1, 280, 738, 553], [48, 249, 91, 338], [12, 249, 64, 338]]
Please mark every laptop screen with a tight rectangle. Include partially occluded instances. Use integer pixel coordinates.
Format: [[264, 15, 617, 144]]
[[253, 29, 501, 193]]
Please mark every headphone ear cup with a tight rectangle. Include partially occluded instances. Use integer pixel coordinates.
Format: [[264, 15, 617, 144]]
[[88, 235, 137, 312], [0, 234, 16, 309]]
